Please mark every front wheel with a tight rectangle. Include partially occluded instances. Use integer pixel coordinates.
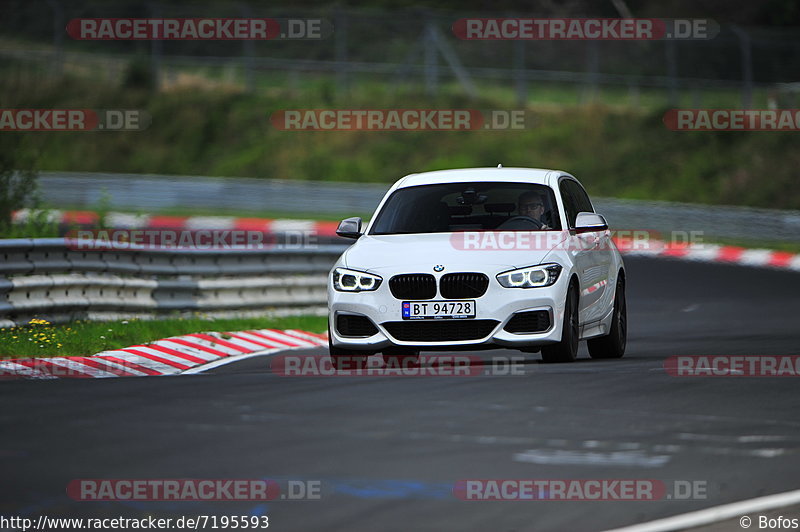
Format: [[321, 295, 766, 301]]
[[587, 278, 626, 359], [541, 281, 579, 363]]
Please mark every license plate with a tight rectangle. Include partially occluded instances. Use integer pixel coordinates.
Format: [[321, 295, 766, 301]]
[[402, 300, 476, 320]]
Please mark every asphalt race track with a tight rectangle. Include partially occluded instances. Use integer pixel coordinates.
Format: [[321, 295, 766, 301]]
[[2, 256, 799, 532]]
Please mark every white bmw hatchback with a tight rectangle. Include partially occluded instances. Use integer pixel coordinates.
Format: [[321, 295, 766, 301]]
[[327, 167, 626, 365]]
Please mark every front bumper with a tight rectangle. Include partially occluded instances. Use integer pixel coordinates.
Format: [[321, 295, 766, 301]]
[[328, 270, 569, 351]]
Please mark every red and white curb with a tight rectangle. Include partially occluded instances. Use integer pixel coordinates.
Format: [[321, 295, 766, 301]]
[[0, 329, 328, 380], [12, 210, 800, 271], [612, 237, 800, 271], [12, 210, 342, 238]]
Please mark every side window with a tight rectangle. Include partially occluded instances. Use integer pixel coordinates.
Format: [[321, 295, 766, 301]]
[[570, 181, 594, 212], [570, 181, 594, 214], [559, 180, 579, 228]]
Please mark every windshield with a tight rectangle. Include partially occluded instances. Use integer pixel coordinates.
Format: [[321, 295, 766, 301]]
[[369, 182, 561, 235]]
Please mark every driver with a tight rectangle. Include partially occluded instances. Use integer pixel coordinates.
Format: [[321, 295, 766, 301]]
[[517, 191, 551, 229]]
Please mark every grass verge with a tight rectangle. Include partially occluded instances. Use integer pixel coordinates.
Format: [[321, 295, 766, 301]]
[[3, 74, 800, 210], [0, 315, 328, 359]]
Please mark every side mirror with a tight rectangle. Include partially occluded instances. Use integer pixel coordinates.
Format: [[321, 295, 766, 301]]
[[336, 217, 363, 239], [574, 212, 608, 233]]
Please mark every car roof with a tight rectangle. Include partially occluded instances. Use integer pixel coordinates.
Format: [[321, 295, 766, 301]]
[[394, 167, 564, 189]]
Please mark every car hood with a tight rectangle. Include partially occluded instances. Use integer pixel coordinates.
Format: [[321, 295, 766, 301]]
[[341, 232, 568, 273]]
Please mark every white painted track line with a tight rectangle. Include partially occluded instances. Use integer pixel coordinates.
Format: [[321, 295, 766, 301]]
[[604, 488, 800, 532]]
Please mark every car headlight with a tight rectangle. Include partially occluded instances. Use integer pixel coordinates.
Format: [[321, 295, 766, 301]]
[[333, 267, 382, 292], [497, 263, 562, 288]]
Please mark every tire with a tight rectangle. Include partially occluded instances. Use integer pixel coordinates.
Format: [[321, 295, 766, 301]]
[[328, 324, 373, 370], [382, 347, 420, 367], [587, 278, 627, 359], [541, 281, 579, 363]]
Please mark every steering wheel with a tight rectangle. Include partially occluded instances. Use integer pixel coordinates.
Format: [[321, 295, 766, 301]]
[[497, 216, 544, 230]]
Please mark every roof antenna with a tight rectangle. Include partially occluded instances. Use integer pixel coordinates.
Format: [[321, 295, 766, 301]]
[[497, 163, 503, 168]]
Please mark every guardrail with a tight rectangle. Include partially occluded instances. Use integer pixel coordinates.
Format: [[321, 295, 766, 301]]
[[38, 172, 390, 216], [37, 172, 800, 243], [0, 239, 348, 327]]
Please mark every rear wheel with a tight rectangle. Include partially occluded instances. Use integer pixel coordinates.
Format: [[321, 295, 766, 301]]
[[328, 325, 373, 370], [587, 278, 626, 359], [541, 281, 579, 363]]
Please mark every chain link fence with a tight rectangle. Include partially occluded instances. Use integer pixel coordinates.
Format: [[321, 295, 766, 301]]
[[3, 2, 800, 107]]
